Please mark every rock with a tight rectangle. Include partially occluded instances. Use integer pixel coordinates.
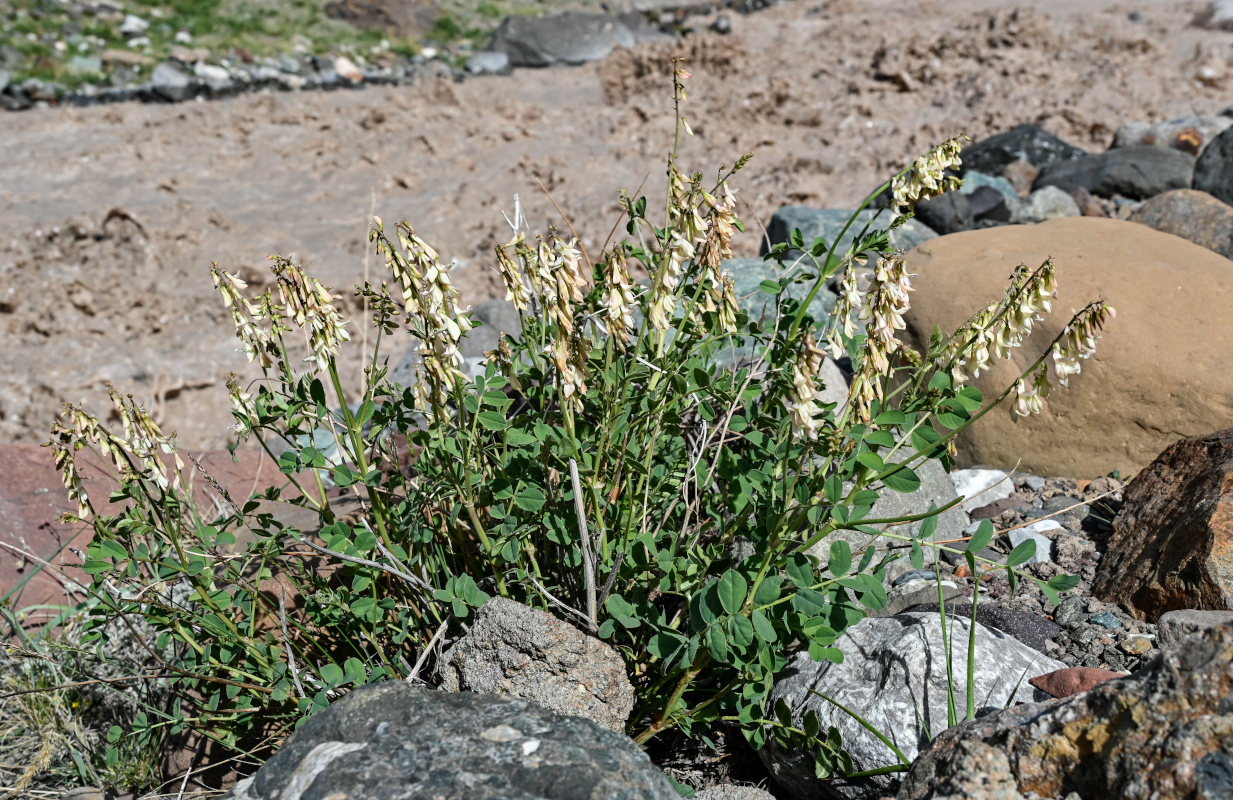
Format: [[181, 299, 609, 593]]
[[723, 256, 838, 329], [1009, 185, 1080, 223], [760, 207, 938, 262], [1120, 634, 1152, 655], [119, 13, 148, 36], [872, 581, 966, 618], [0, 68, 9, 94], [893, 569, 937, 586], [1007, 519, 1059, 564], [334, 55, 363, 83], [900, 603, 1063, 654], [958, 172, 1020, 205], [965, 185, 1012, 224], [0, 85, 31, 111], [1092, 428, 1233, 621], [1052, 596, 1086, 629], [1112, 115, 1233, 157], [489, 12, 635, 67], [323, 0, 441, 39], [1129, 188, 1233, 259], [1070, 185, 1107, 217], [808, 456, 971, 585], [151, 61, 195, 102], [437, 597, 634, 732], [959, 123, 1086, 178], [1000, 159, 1038, 198], [950, 469, 1013, 514], [902, 217, 1233, 478], [465, 50, 512, 75], [1088, 611, 1121, 629], [1157, 608, 1233, 646], [1027, 666, 1122, 698], [1194, 1, 1233, 31], [193, 63, 232, 93], [66, 55, 103, 75], [1033, 145, 1195, 200], [226, 681, 676, 800], [893, 622, 1233, 800], [695, 786, 776, 800], [101, 48, 150, 67], [762, 613, 1062, 800], [914, 192, 972, 235]]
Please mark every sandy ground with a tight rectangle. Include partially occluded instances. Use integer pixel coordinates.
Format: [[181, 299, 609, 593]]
[[0, 0, 1228, 449]]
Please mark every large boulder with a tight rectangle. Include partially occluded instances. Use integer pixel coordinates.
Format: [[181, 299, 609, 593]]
[[761, 613, 1062, 800], [1112, 115, 1233, 157], [893, 622, 1233, 800], [1032, 145, 1195, 200], [488, 12, 635, 67], [438, 597, 635, 732], [226, 681, 677, 800], [1129, 188, 1233, 259], [1193, 120, 1233, 206], [1092, 428, 1233, 621], [901, 217, 1233, 478]]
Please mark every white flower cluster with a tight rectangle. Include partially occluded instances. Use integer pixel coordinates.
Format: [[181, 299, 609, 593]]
[[210, 264, 278, 368], [946, 260, 1058, 385], [1014, 301, 1115, 417], [847, 254, 915, 420], [270, 257, 353, 371], [783, 334, 828, 440], [891, 136, 966, 213]]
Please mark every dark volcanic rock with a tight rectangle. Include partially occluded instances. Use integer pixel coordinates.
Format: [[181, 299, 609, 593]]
[[914, 192, 972, 235], [227, 681, 677, 800], [959, 123, 1086, 177], [1092, 428, 1233, 621], [1193, 122, 1233, 206], [1033, 145, 1195, 200], [901, 603, 1063, 654], [894, 622, 1233, 800]]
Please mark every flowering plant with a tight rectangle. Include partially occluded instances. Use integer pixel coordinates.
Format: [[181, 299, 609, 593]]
[[47, 67, 1112, 789]]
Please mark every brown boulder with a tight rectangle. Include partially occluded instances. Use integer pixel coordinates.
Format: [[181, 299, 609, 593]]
[[1129, 188, 1233, 259], [0, 443, 290, 632], [895, 622, 1233, 800], [1091, 428, 1233, 621], [1028, 666, 1122, 698], [903, 217, 1233, 478]]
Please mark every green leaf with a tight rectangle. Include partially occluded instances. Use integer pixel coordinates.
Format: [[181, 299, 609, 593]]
[[513, 485, 546, 512], [753, 575, 782, 606], [880, 465, 921, 493], [910, 540, 925, 570], [355, 400, 376, 426], [1048, 574, 1081, 592], [751, 610, 777, 642], [332, 464, 358, 487], [1007, 538, 1037, 567], [966, 520, 994, 553], [855, 452, 884, 472], [936, 411, 967, 430], [759, 279, 783, 294], [648, 631, 687, 659], [728, 614, 755, 648], [310, 378, 327, 407], [718, 570, 748, 615], [319, 662, 344, 688], [786, 553, 814, 588], [874, 410, 907, 426], [824, 475, 843, 504], [706, 625, 729, 662], [928, 372, 951, 391], [828, 541, 851, 577], [793, 588, 828, 616], [477, 411, 507, 431], [504, 428, 536, 446]]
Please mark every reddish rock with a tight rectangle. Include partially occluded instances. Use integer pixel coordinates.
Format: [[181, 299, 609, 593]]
[[1070, 186, 1107, 217], [1000, 159, 1037, 198], [0, 443, 289, 633], [1129, 188, 1233, 260], [1028, 666, 1122, 698], [1092, 428, 1233, 621]]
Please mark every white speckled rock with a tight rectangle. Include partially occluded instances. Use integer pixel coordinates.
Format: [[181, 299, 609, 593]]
[[760, 613, 1063, 800], [949, 469, 1013, 514]]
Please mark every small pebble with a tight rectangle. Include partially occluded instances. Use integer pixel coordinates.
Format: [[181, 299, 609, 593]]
[[892, 569, 937, 587], [1089, 611, 1122, 629], [1120, 635, 1153, 655]]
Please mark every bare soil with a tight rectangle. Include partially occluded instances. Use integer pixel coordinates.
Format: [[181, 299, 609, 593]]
[[0, 0, 1226, 450]]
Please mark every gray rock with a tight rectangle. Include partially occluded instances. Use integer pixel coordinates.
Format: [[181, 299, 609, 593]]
[[1195, 1, 1233, 32], [870, 580, 966, 618], [151, 61, 194, 102], [893, 622, 1233, 800], [949, 469, 1013, 515], [957, 172, 1020, 205], [0, 68, 9, 94], [194, 63, 232, 93], [762, 613, 1063, 800], [66, 55, 103, 74], [1112, 115, 1233, 157], [0, 86, 31, 111], [226, 681, 676, 800], [119, 13, 148, 36], [1033, 145, 1195, 200], [1007, 519, 1059, 564], [965, 185, 1012, 224], [959, 123, 1086, 178], [901, 604, 1064, 654], [695, 786, 776, 800], [1052, 596, 1086, 629], [465, 50, 512, 75], [724, 256, 839, 327], [1157, 608, 1233, 646], [761, 207, 938, 262], [809, 457, 971, 585], [1009, 185, 1081, 224], [489, 12, 635, 67], [438, 597, 635, 732], [1192, 122, 1233, 207]]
